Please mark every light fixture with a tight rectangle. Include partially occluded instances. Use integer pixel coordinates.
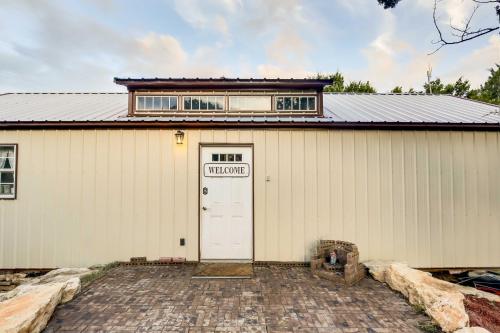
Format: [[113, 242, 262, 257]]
[[175, 130, 185, 144]]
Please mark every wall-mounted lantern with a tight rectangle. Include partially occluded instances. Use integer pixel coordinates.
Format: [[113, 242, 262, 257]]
[[175, 130, 185, 144]]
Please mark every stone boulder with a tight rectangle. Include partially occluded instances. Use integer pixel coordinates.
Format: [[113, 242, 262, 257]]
[[61, 277, 81, 304], [0, 282, 64, 333], [454, 328, 491, 333], [363, 260, 399, 283], [384, 263, 468, 332]]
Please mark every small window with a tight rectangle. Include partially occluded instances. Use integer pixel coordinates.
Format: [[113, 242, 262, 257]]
[[136, 96, 178, 111], [276, 96, 316, 111], [212, 154, 219, 162], [0, 145, 17, 199], [184, 96, 225, 111], [229, 96, 272, 111], [228, 154, 234, 162], [235, 154, 242, 162], [219, 154, 227, 162]]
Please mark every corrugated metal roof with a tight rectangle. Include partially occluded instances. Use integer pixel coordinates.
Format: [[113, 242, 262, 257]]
[[0, 92, 498, 125]]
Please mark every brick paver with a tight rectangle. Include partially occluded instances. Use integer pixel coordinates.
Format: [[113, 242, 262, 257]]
[[44, 265, 428, 332]]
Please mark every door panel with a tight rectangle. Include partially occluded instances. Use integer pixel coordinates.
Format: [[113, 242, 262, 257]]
[[200, 146, 253, 260]]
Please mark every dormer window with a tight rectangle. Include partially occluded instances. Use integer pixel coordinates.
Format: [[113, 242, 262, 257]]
[[276, 96, 316, 111], [115, 78, 331, 117], [136, 95, 178, 111], [184, 96, 224, 111], [228, 96, 272, 111]]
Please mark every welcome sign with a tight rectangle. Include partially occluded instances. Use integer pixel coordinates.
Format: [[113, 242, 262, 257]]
[[204, 163, 250, 177]]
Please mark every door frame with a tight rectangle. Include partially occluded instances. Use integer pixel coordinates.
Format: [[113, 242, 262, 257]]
[[198, 143, 255, 262]]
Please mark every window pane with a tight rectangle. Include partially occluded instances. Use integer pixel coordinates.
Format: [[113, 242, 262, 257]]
[[292, 97, 300, 110], [145, 96, 153, 110], [192, 97, 200, 110], [228, 154, 234, 162], [308, 97, 315, 110], [207, 96, 216, 110], [184, 97, 191, 110], [0, 172, 14, 183], [191, 97, 200, 110], [0, 184, 13, 195], [212, 154, 219, 162], [200, 96, 208, 110], [300, 97, 308, 110], [235, 154, 242, 162], [219, 154, 227, 162], [284, 97, 292, 110], [153, 96, 161, 109], [161, 97, 170, 110], [216, 96, 224, 110], [169, 97, 177, 110], [229, 96, 271, 111], [137, 96, 145, 110], [0, 146, 15, 169], [276, 97, 284, 110]]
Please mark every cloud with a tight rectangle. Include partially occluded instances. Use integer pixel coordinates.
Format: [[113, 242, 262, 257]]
[[173, 0, 240, 36], [0, 0, 230, 91], [442, 34, 500, 86]]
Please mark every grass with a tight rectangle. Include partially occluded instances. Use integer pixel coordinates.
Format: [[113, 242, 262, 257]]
[[80, 262, 120, 288], [417, 321, 442, 333]]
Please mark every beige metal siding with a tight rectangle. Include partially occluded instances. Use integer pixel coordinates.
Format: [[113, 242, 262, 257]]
[[0, 129, 498, 268]]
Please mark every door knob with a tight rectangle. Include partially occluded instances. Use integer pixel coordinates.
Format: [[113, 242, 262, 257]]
[[202, 206, 208, 211]]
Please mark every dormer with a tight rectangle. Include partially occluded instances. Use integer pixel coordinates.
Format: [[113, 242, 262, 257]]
[[114, 77, 332, 117]]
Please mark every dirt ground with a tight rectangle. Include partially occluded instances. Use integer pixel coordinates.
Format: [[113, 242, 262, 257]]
[[464, 295, 500, 333]]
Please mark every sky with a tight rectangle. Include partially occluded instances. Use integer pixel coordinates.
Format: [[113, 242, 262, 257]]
[[0, 0, 498, 92]]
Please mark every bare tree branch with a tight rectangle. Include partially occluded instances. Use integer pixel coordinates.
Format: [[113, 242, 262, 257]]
[[429, 0, 500, 54]]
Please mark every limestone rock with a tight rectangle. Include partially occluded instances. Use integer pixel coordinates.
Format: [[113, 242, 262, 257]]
[[454, 327, 491, 333], [61, 277, 81, 304], [362, 260, 399, 282], [385, 263, 468, 332], [0, 282, 64, 333], [456, 285, 500, 303]]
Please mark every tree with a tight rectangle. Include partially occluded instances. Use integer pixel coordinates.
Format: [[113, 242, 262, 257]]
[[467, 64, 500, 104], [452, 77, 471, 97], [314, 72, 377, 93], [391, 86, 403, 93], [344, 81, 377, 93], [377, 0, 500, 53], [424, 78, 444, 94], [314, 72, 345, 92]]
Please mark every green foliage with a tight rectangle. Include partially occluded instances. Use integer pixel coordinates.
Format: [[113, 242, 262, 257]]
[[407, 88, 416, 94], [377, 0, 403, 9], [424, 78, 444, 94], [473, 64, 500, 105], [417, 320, 442, 333], [391, 86, 403, 93], [80, 262, 120, 288], [344, 81, 377, 93], [314, 72, 345, 92], [422, 66, 499, 105], [314, 72, 377, 93]]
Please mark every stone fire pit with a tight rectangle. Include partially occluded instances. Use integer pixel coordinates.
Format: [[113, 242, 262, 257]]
[[311, 240, 366, 286]]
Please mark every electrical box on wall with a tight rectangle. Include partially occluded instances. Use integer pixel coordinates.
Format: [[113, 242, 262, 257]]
[[180, 238, 185, 246]]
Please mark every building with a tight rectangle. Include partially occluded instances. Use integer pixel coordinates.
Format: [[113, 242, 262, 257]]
[[0, 78, 499, 269]]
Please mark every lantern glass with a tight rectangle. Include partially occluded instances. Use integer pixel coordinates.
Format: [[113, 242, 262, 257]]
[[175, 130, 184, 144]]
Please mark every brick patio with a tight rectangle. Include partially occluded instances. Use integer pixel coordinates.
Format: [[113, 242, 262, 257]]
[[44, 265, 428, 332]]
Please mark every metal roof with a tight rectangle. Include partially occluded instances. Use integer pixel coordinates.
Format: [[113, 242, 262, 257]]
[[114, 77, 331, 90], [0, 92, 498, 128]]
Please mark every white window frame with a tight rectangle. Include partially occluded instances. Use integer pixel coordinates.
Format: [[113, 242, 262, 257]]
[[136, 95, 178, 111], [228, 95, 272, 111], [0, 144, 17, 199], [275, 95, 316, 112]]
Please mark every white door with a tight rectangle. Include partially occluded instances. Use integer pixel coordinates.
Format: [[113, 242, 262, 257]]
[[200, 146, 253, 260]]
